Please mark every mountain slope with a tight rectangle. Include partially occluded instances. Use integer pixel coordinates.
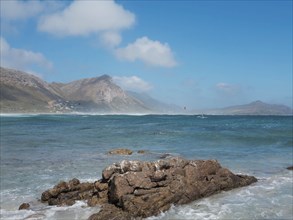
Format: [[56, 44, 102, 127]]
[[2, 67, 291, 115], [0, 67, 151, 113], [221, 101, 292, 115], [197, 101, 292, 115], [51, 75, 150, 113], [0, 67, 64, 113]]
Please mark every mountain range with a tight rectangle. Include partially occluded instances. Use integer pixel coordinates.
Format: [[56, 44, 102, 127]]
[[192, 101, 292, 115], [0, 67, 176, 114], [0, 67, 292, 115]]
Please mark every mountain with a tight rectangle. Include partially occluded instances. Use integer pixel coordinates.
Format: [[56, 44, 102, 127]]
[[0, 67, 153, 113], [1, 67, 291, 115], [194, 101, 292, 115], [51, 75, 149, 113], [0, 67, 64, 113]]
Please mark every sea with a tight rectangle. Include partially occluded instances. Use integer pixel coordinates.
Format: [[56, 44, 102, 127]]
[[0, 114, 292, 220]]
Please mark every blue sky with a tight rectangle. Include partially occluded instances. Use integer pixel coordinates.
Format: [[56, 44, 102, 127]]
[[1, 0, 292, 109]]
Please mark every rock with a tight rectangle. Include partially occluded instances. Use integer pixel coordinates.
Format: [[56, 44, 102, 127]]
[[108, 148, 133, 155], [33, 157, 256, 220], [287, 166, 293, 170], [159, 153, 172, 159], [94, 180, 108, 191], [19, 203, 30, 210], [41, 178, 95, 206], [101, 157, 257, 218], [87, 196, 100, 207], [88, 204, 132, 220], [69, 178, 80, 187], [137, 150, 147, 154]]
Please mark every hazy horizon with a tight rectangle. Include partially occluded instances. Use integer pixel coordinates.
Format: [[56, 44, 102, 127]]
[[1, 0, 292, 109]]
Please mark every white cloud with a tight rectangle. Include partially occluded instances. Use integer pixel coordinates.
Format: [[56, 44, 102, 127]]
[[0, 0, 64, 21], [38, 0, 135, 40], [100, 31, 122, 48], [113, 76, 152, 92], [0, 0, 44, 21], [0, 37, 52, 71], [216, 83, 236, 92], [0, 1, 65, 35], [115, 37, 177, 67]]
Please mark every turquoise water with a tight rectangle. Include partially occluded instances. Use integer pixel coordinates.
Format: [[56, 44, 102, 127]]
[[0, 115, 292, 219]]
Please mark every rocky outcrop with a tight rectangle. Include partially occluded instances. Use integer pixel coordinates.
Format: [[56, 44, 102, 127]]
[[287, 166, 293, 170], [38, 157, 257, 219]]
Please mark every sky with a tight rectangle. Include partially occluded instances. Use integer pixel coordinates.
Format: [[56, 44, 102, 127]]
[[0, 0, 292, 109]]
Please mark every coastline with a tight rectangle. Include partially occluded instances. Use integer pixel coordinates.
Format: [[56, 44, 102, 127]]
[[1, 112, 293, 117], [1, 115, 292, 219]]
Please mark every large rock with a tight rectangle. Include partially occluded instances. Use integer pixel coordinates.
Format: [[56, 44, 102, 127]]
[[96, 157, 257, 218], [38, 157, 257, 219]]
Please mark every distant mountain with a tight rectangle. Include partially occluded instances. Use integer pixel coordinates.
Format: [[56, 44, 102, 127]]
[[51, 75, 149, 113], [2, 67, 291, 115], [0, 67, 63, 113], [0, 67, 157, 113], [194, 101, 292, 115]]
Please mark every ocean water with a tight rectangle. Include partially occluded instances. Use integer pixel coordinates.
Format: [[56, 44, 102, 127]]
[[0, 114, 292, 220]]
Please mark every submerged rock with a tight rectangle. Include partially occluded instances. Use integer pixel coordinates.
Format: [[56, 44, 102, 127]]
[[137, 150, 148, 154], [159, 153, 173, 159], [19, 203, 30, 210], [36, 157, 257, 219], [287, 166, 293, 170], [108, 148, 133, 155]]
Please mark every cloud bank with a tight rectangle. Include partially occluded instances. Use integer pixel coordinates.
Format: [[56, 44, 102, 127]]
[[100, 32, 122, 48], [113, 76, 152, 92], [0, 37, 52, 71], [1, 0, 177, 69], [0, 0, 44, 21], [37, 1, 177, 67], [115, 37, 177, 68], [38, 0, 135, 48], [1, 0, 64, 21]]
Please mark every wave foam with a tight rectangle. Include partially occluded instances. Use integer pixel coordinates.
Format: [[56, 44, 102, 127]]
[[0, 201, 100, 220], [147, 172, 293, 220]]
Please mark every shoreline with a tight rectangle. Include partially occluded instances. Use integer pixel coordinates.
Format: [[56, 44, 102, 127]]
[[1, 115, 292, 219], [1, 113, 292, 117]]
